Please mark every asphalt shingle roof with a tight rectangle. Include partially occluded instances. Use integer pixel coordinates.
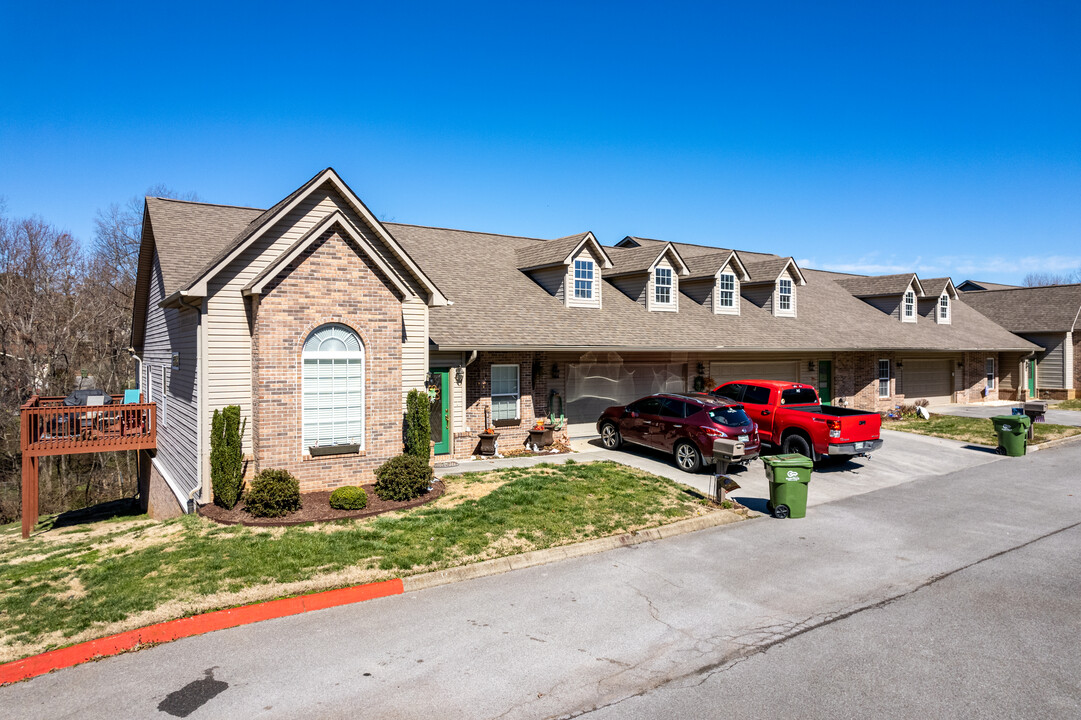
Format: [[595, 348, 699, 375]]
[[960, 284, 1081, 333], [834, 273, 920, 297], [514, 232, 592, 270]]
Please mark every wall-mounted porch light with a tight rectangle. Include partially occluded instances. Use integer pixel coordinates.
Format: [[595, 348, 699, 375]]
[[455, 366, 465, 385]]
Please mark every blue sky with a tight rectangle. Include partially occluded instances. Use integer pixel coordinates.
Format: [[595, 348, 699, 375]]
[[2, 1, 1078, 283]]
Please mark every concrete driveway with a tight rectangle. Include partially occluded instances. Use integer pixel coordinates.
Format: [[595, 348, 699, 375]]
[[439, 428, 998, 514], [929, 402, 1081, 426]]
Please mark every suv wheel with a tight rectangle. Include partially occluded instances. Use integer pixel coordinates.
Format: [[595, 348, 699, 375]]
[[600, 422, 622, 450], [674, 441, 702, 473]]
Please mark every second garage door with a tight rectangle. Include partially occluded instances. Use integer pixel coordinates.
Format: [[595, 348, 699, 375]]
[[711, 360, 801, 385], [902, 359, 953, 404]]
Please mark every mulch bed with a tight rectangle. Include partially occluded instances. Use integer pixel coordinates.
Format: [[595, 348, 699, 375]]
[[198, 480, 445, 527]]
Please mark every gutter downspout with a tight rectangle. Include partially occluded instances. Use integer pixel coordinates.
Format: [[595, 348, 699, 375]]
[[178, 296, 207, 507]]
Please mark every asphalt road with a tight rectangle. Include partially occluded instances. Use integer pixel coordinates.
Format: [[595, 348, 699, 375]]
[[3, 441, 1080, 719], [929, 402, 1081, 427]]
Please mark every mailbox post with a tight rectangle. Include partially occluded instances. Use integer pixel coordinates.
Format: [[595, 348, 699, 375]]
[[711, 438, 745, 503]]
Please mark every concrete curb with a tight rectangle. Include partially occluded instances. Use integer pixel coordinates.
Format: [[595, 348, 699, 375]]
[[404, 509, 747, 593], [1029, 432, 1081, 453], [0, 508, 747, 686]]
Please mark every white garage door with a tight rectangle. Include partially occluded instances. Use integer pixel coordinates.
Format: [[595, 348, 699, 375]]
[[711, 361, 800, 385], [565, 362, 687, 426], [902, 359, 953, 404]]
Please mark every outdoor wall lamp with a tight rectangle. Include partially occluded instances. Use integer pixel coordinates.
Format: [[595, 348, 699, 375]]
[[455, 366, 465, 385], [807, 361, 815, 372], [551, 363, 560, 379], [896, 361, 904, 369]]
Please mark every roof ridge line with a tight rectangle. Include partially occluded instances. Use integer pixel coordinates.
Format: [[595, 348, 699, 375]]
[[148, 197, 265, 211], [384, 221, 548, 242]]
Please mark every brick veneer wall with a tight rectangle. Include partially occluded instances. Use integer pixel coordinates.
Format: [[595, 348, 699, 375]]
[[138, 450, 184, 520], [252, 229, 404, 491], [958, 352, 1000, 404], [455, 351, 566, 458], [833, 352, 904, 412]]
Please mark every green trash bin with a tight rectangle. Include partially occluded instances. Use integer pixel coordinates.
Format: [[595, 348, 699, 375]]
[[762, 453, 813, 519], [991, 415, 1030, 456]]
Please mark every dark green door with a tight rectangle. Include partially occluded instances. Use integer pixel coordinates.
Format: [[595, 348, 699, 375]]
[[1027, 359, 1037, 397], [817, 360, 833, 405], [430, 369, 451, 455]]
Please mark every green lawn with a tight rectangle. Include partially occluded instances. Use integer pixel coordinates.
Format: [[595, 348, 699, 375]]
[[886, 413, 1081, 447], [0, 461, 715, 663], [1052, 398, 1081, 411]]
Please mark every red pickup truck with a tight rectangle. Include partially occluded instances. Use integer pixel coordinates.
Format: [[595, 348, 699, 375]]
[[711, 380, 883, 461]]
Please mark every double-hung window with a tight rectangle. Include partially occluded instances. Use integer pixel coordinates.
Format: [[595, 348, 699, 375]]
[[654, 267, 672, 305], [718, 273, 736, 309], [491, 364, 520, 422], [778, 278, 793, 312], [986, 358, 995, 390], [878, 359, 891, 398], [903, 290, 916, 320], [302, 324, 364, 450], [939, 294, 950, 321], [160, 366, 167, 426], [573, 259, 594, 300]]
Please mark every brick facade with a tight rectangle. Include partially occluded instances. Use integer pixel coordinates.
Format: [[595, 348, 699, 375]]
[[252, 229, 404, 492]]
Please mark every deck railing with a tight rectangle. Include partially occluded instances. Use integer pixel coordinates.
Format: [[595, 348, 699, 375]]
[[20, 395, 157, 457]]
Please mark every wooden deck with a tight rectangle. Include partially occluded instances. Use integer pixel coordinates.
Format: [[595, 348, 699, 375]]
[[19, 395, 157, 538]]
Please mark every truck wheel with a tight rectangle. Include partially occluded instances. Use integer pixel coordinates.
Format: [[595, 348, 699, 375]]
[[773, 504, 790, 519], [782, 434, 813, 459], [674, 441, 702, 473], [600, 422, 622, 450]]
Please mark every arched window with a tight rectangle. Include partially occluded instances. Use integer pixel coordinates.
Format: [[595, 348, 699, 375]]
[[302, 324, 364, 450]]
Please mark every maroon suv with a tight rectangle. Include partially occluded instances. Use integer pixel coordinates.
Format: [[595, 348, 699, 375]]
[[596, 392, 761, 472]]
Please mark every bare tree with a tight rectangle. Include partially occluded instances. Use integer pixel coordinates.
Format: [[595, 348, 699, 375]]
[[1023, 269, 1081, 286]]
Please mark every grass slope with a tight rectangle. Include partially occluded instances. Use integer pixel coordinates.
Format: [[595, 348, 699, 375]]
[[0, 461, 712, 663], [887, 414, 1081, 446]]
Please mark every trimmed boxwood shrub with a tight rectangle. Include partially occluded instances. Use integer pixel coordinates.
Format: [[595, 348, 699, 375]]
[[245, 468, 301, 518], [374, 453, 434, 502], [329, 485, 368, 511]]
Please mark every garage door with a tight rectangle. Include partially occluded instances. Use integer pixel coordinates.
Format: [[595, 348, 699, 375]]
[[902, 359, 953, 404], [565, 362, 686, 425], [710, 361, 800, 385]]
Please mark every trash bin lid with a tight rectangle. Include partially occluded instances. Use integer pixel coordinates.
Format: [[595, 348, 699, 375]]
[[762, 453, 814, 468], [991, 415, 1031, 428]]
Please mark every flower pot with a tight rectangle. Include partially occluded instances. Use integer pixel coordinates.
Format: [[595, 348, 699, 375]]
[[528, 427, 554, 447], [477, 431, 500, 456]]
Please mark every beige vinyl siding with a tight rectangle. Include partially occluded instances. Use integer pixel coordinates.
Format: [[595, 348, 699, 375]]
[[866, 296, 902, 319], [205, 181, 419, 454], [1022, 332, 1067, 389], [999, 352, 1025, 391], [529, 265, 566, 302], [401, 299, 429, 409], [566, 247, 602, 308], [741, 284, 773, 313], [646, 257, 678, 312], [609, 275, 648, 309], [680, 278, 714, 310], [143, 251, 201, 497]]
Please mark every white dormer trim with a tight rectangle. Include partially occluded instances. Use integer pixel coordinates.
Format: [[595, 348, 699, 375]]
[[775, 276, 796, 317], [647, 258, 679, 312], [902, 285, 917, 323], [714, 265, 740, 315], [937, 292, 951, 324], [566, 248, 602, 308]]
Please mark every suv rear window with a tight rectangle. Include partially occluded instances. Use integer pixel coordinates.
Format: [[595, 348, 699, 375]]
[[780, 388, 819, 405], [708, 405, 751, 427]]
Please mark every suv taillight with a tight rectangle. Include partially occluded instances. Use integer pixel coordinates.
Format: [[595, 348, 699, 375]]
[[702, 426, 727, 439]]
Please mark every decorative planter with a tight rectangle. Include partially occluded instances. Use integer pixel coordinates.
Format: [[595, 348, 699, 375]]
[[528, 426, 554, 448], [309, 444, 359, 457], [477, 432, 500, 456]]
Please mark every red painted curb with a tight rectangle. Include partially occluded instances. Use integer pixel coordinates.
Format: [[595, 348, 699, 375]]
[[0, 577, 404, 686]]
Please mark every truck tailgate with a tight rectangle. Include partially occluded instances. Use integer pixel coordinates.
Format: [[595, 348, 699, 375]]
[[836, 413, 881, 443]]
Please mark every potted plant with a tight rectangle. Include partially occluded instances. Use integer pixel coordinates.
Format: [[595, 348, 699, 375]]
[[477, 408, 500, 455], [528, 419, 554, 448]]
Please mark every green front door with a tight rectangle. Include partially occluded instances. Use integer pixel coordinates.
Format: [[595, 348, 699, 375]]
[[430, 369, 451, 455], [1028, 359, 1037, 397], [817, 360, 833, 405]]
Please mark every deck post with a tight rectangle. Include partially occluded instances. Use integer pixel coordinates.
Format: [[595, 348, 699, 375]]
[[22, 454, 39, 539]]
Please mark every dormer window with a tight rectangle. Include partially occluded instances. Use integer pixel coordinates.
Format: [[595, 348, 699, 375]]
[[938, 294, 950, 322], [778, 278, 793, 312], [903, 289, 916, 321], [573, 259, 595, 300], [718, 273, 736, 309], [654, 267, 672, 304]]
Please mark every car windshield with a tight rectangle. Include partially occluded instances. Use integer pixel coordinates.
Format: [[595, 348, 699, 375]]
[[708, 405, 751, 427], [780, 388, 819, 405]]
